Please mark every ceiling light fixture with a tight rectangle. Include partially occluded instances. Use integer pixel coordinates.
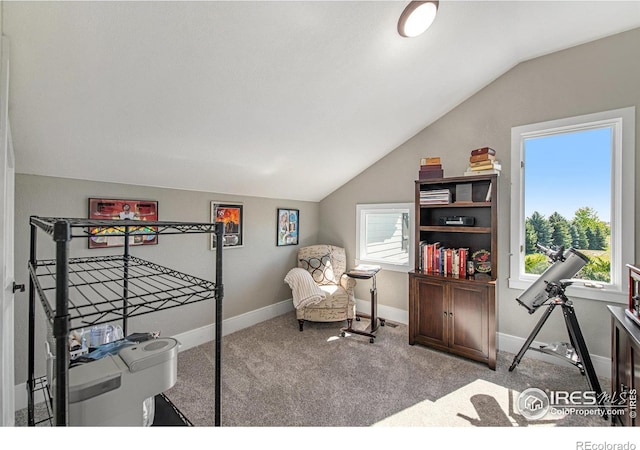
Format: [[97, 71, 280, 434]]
[[397, 1, 439, 38]]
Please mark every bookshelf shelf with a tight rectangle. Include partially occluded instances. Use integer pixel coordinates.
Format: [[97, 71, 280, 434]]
[[409, 173, 497, 370], [419, 225, 492, 234], [420, 202, 490, 209]]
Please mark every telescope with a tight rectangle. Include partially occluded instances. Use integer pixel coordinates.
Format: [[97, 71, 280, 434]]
[[516, 243, 590, 314], [510, 243, 605, 416]]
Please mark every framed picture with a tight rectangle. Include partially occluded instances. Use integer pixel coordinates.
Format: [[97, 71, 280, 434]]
[[88, 198, 159, 249], [277, 208, 299, 246], [211, 202, 244, 250]]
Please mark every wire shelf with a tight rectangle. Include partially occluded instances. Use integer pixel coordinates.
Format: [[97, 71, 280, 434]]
[[30, 255, 217, 330], [28, 215, 224, 426], [29, 376, 54, 426], [30, 216, 219, 239]]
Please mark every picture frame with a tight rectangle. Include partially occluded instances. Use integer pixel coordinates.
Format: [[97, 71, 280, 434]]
[[88, 198, 159, 249], [211, 202, 244, 250], [277, 208, 299, 246]]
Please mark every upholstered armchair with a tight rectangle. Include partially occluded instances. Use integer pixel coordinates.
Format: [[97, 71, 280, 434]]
[[284, 244, 356, 331]]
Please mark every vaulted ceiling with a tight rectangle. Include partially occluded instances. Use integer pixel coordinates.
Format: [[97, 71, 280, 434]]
[[6, 1, 640, 201]]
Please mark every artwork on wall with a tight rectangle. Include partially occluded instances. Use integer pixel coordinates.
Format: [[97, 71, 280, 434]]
[[211, 202, 244, 249], [277, 208, 299, 246], [88, 198, 159, 249]]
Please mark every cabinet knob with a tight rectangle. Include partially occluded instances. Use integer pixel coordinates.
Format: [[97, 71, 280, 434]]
[[443, 311, 447, 317], [449, 312, 453, 317]]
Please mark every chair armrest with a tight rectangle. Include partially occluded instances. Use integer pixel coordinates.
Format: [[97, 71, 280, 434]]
[[340, 274, 356, 292]]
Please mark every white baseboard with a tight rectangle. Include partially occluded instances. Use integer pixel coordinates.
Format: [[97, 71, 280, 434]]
[[355, 298, 408, 325], [172, 298, 295, 351], [497, 331, 611, 379]]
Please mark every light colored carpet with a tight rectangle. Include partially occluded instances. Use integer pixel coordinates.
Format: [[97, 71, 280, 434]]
[[164, 311, 611, 428]]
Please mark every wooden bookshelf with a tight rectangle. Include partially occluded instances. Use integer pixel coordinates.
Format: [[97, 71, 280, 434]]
[[409, 174, 498, 369]]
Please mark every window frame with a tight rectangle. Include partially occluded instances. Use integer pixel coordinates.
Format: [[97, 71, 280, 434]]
[[355, 203, 414, 273], [509, 107, 635, 304]]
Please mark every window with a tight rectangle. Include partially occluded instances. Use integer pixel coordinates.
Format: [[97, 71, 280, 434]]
[[356, 203, 413, 272], [510, 107, 635, 303]]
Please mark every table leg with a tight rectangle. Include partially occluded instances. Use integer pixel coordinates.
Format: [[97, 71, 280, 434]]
[[341, 274, 384, 343]]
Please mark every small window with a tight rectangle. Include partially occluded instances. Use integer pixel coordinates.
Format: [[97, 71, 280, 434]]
[[356, 203, 413, 272]]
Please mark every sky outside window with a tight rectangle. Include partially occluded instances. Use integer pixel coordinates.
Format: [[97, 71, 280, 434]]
[[524, 127, 611, 223]]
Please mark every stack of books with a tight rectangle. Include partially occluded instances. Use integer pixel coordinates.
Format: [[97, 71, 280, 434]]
[[419, 189, 451, 205], [418, 241, 469, 277], [419, 157, 444, 179], [464, 147, 501, 176]]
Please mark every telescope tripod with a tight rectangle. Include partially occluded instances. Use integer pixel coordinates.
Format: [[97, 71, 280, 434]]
[[509, 283, 605, 415]]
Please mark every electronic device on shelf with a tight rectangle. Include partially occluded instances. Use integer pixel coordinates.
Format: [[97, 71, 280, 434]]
[[438, 216, 475, 226], [60, 337, 180, 426]]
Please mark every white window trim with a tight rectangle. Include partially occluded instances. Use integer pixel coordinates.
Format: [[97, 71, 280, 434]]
[[356, 203, 414, 273], [509, 106, 635, 304]]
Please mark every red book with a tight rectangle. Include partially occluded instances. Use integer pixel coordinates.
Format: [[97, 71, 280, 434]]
[[471, 147, 496, 156], [459, 248, 468, 277]]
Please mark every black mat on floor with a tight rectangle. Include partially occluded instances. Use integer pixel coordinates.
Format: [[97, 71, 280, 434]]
[[152, 393, 193, 426]]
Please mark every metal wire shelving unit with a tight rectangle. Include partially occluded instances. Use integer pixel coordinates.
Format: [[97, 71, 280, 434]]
[[26, 216, 224, 427]]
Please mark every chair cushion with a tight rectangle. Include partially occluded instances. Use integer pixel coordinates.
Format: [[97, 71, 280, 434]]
[[296, 284, 356, 322], [298, 253, 337, 285]]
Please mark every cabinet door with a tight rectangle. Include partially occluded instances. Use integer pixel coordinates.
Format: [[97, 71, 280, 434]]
[[611, 318, 640, 427], [449, 283, 489, 360], [612, 322, 630, 426], [412, 277, 448, 349]]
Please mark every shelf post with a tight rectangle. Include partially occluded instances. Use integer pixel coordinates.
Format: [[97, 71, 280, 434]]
[[214, 221, 224, 427], [27, 218, 37, 426], [123, 224, 130, 336], [52, 220, 71, 426]]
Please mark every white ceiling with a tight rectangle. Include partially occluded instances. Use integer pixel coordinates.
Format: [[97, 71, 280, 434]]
[[6, 1, 640, 202]]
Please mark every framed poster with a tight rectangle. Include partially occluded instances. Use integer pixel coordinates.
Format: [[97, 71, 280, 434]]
[[88, 198, 158, 249], [211, 202, 244, 250], [277, 208, 299, 246]]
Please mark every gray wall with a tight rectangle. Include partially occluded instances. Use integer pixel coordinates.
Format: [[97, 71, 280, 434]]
[[319, 27, 640, 359], [14, 174, 318, 382], [14, 27, 640, 383]]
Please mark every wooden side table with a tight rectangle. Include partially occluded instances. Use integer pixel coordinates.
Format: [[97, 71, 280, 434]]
[[341, 266, 385, 343]]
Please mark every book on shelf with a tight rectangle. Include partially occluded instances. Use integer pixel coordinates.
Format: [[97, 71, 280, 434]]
[[469, 153, 496, 163], [419, 169, 444, 180], [464, 168, 501, 176], [419, 163, 442, 171], [420, 157, 441, 165], [470, 147, 496, 156], [469, 158, 497, 167], [485, 181, 492, 202], [419, 188, 451, 204], [469, 161, 501, 172]]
